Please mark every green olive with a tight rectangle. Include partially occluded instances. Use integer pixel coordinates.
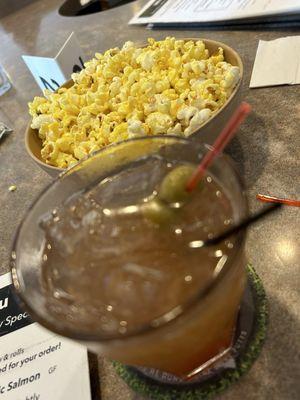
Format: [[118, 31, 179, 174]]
[[158, 165, 196, 204], [142, 199, 177, 226]]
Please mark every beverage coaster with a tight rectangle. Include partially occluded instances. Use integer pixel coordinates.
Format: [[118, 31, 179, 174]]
[[113, 265, 267, 399]]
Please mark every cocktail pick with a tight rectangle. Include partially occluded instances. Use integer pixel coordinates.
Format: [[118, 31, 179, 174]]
[[186, 102, 251, 192]]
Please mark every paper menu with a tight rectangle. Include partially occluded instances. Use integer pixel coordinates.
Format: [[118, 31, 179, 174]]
[[130, 0, 300, 25], [250, 36, 300, 88], [0, 273, 91, 400]]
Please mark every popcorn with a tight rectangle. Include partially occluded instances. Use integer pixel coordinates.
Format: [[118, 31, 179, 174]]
[[128, 119, 146, 138], [167, 123, 182, 135], [221, 66, 240, 89], [183, 108, 212, 137], [145, 112, 173, 135], [137, 51, 155, 71], [30, 115, 55, 130], [177, 106, 198, 126], [28, 37, 240, 168]]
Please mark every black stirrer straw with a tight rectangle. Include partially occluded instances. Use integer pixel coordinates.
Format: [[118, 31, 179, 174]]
[[203, 202, 282, 247]]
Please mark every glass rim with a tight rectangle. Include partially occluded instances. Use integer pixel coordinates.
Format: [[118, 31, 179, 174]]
[[10, 135, 248, 343]]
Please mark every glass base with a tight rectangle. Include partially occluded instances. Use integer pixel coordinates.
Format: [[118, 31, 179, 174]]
[[113, 265, 267, 399]]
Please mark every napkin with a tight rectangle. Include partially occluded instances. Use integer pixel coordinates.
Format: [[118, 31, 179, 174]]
[[250, 36, 300, 88]]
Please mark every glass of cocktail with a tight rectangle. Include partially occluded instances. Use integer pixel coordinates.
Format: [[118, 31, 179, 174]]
[[11, 136, 248, 378]]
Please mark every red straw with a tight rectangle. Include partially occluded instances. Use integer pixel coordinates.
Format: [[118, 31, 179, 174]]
[[257, 194, 300, 207], [186, 102, 252, 192]]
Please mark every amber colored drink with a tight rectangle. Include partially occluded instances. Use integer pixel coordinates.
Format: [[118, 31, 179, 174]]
[[40, 156, 246, 377], [11, 137, 248, 378]]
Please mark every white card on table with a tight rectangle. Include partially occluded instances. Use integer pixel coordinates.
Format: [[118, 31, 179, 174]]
[[0, 273, 91, 400], [22, 32, 86, 92], [250, 36, 300, 88]]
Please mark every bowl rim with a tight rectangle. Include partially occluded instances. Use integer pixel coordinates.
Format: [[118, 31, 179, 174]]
[[25, 37, 244, 173]]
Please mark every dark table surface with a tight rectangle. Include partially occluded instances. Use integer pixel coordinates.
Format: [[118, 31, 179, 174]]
[[0, 1, 299, 399]]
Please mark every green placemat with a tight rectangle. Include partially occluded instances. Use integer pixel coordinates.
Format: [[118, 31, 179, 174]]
[[113, 265, 267, 400]]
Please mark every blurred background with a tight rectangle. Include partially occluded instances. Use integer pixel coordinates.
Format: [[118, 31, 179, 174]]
[[0, 0, 137, 18]]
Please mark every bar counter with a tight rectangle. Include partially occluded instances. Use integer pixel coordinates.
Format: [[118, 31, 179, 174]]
[[0, 1, 299, 399]]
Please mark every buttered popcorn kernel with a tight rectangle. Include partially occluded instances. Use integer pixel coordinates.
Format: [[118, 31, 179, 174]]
[[28, 37, 240, 168]]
